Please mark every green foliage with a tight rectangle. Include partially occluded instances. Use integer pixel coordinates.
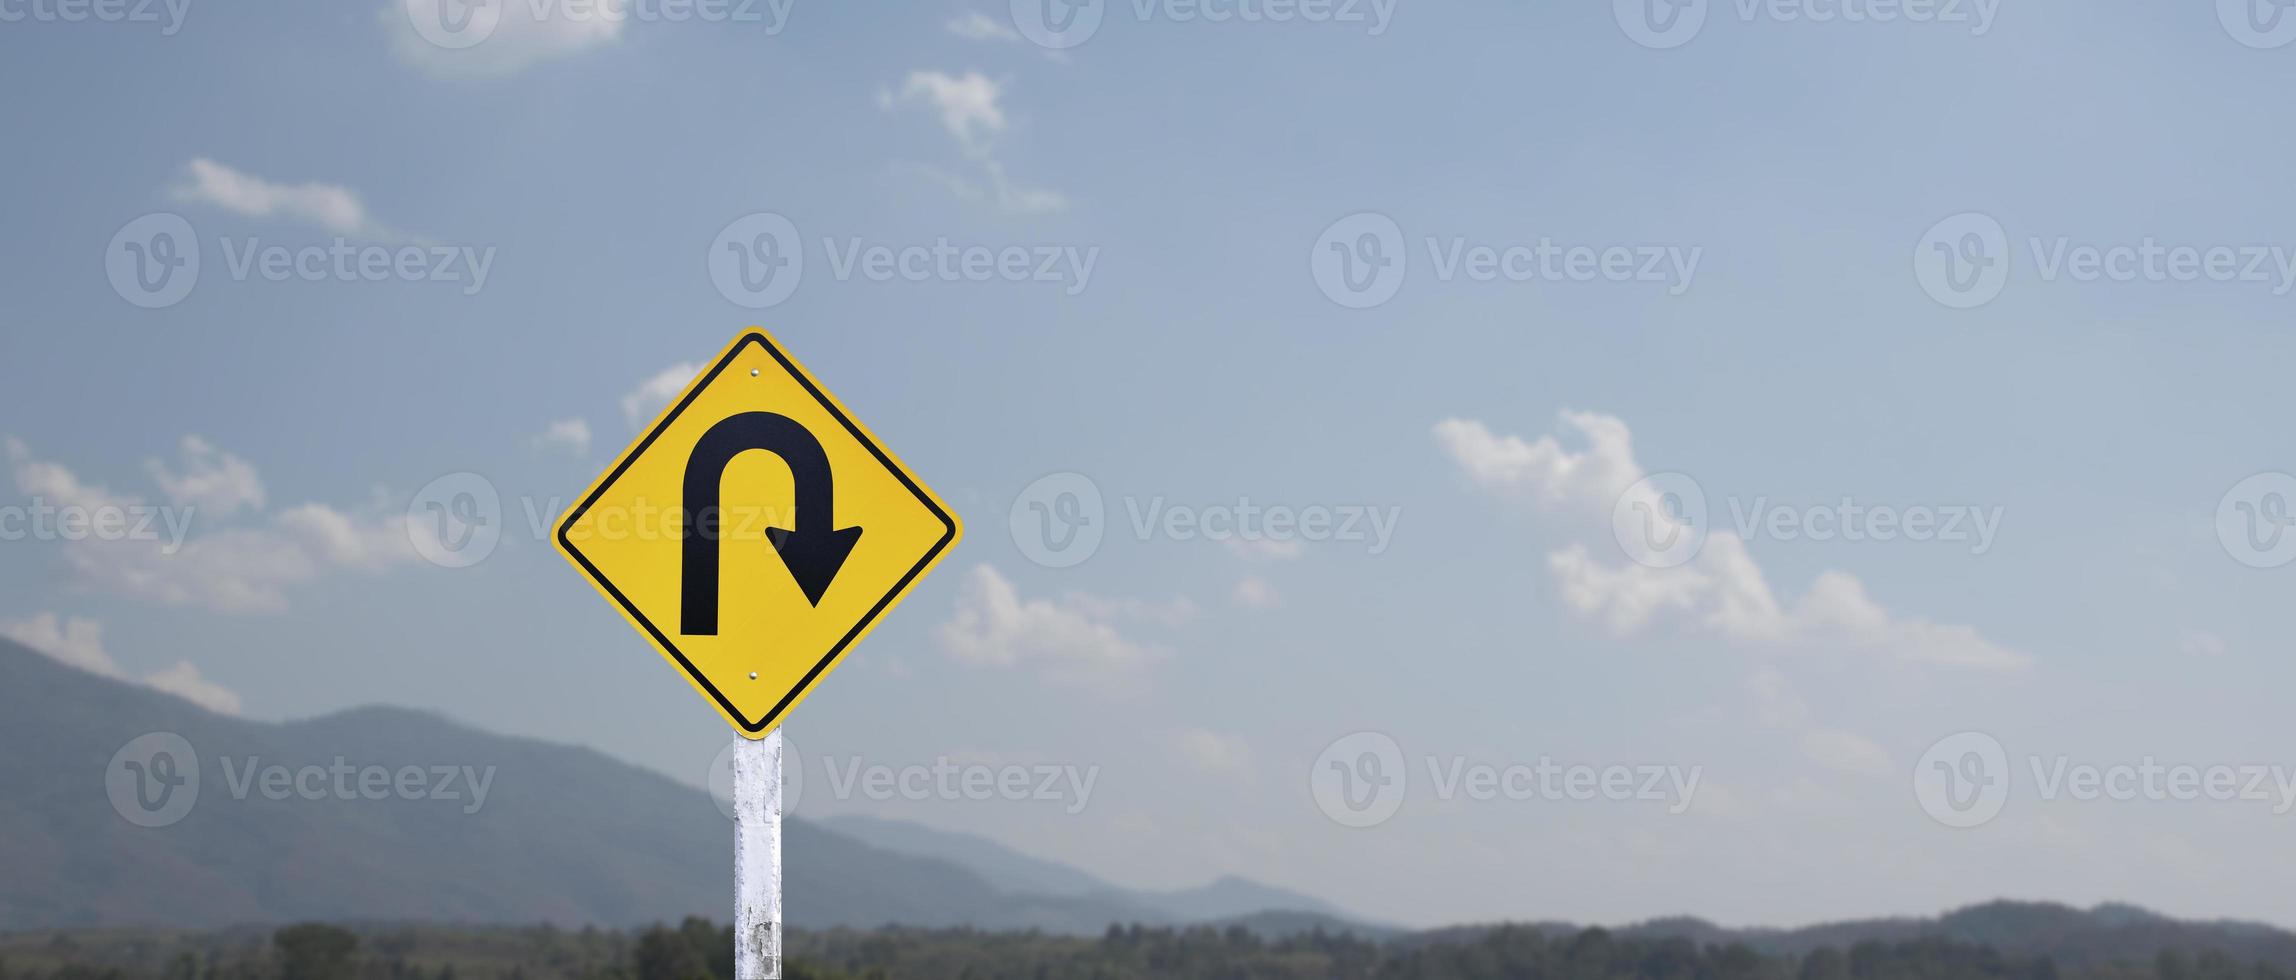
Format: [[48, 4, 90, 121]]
[[5, 921, 2296, 980], [271, 925, 356, 980], [632, 925, 709, 980]]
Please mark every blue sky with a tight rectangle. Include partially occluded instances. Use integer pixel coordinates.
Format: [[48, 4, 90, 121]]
[[3, 0, 2295, 931]]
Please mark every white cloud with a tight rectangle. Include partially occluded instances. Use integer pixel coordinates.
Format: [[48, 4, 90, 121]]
[[942, 10, 1070, 63], [893, 162, 1068, 214], [1747, 667, 1886, 777], [5, 435, 134, 513], [891, 161, 995, 205], [1746, 667, 1808, 727], [1060, 591, 1199, 627], [146, 435, 265, 520], [171, 158, 389, 239], [945, 11, 1021, 43], [382, 0, 622, 78], [1174, 729, 1253, 776], [5, 437, 420, 614], [1434, 412, 2028, 672], [143, 660, 246, 716], [2180, 628, 2229, 658], [1437, 411, 1646, 514], [1224, 537, 1306, 561], [1798, 728, 1891, 777], [70, 525, 321, 613], [1, 613, 242, 715], [277, 503, 414, 570], [896, 70, 1007, 146], [979, 170, 1068, 213], [1234, 575, 1280, 609], [2, 611, 114, 675], [937, 565, 1172, 687], [884, 71, 1067, 213], [532, 418, 593, 457], [622, 363, 699, 429]]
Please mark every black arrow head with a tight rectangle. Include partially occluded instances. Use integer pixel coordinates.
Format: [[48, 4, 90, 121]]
[[765, 525, 864, 605]]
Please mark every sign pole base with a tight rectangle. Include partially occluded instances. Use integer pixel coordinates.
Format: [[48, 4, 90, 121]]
[[734, 731, 782, 979]]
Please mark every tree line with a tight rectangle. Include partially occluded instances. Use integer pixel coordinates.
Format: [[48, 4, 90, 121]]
[[2, 919, 2290, 979]]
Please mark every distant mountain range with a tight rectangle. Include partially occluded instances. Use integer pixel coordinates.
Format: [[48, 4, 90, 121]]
[[817, 813, 1353, 927], [1580, 900, 2296, 971], [12, 637, 2296, 973], [0, 639, 1371, 935], [1387, 899, 2296, 971]]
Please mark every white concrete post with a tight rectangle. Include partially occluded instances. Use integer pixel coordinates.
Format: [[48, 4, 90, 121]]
[[733, 731, 782, 979]]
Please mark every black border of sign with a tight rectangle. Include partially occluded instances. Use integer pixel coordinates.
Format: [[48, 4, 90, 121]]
[[556, 331, 960, 734]]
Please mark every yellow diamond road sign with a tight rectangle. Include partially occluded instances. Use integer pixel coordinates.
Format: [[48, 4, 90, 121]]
[[556, 329, 961, 737]]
